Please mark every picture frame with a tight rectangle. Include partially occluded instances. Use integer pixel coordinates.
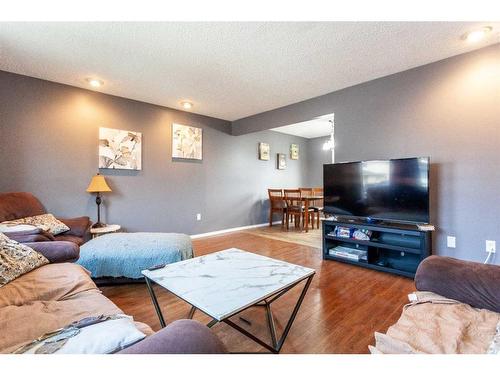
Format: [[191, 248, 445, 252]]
[[259, 142, 270, 160], [290, 143, 299, 160], [277, 153, 287, 170], [98, 127, 142, 170], [172, 123, 203, 160]]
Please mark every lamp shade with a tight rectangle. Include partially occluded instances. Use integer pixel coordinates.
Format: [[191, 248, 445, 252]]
[[86, 174, 112, 193]]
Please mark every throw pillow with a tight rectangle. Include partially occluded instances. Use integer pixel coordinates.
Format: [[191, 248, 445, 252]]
[[14, 314, 146, 354], [487, 322, 500, 354], [0, 224, 38, 233], [1, 214, 70, 235], [0, 233, 49, 287]]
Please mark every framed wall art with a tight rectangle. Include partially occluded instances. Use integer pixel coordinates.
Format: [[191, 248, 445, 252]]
[[290, 144, 299, 160], [172, 123, 203, 160], [277, 153, 287, 170], [99, 127, 142, 170], [259, 142, 270, 160]]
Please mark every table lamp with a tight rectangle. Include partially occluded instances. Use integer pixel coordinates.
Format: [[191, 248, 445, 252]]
[[86, 173, 112, 228]]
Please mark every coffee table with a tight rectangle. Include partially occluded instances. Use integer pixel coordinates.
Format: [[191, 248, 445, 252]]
[[142, 248, 315, 353]]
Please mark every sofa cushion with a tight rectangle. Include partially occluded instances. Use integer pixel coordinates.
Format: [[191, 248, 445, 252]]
[[119, 319, 227, 354], [415, 255, 500, 313], [26, 241, 80, 263], [4, 229, 55, 243], [57, 217, 91, 238], [0, 262, 153, 353], [0, 233, 49, 287], [0, 192, 46, 222], [2, 213, 70, 235], [0, 262, 96, 307], [371, 291, 500, 354], [55, 234, 85, 246], [0, 289, 125, 353]]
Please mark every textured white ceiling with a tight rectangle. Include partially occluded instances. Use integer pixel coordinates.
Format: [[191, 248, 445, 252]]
[[1, 22, 499, 121], [271, 117, 334, 139]]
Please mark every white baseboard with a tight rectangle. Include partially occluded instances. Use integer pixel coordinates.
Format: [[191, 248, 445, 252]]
[[190, 221, 281, 239]]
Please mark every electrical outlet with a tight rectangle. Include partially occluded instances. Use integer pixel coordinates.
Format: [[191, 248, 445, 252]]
[[196, 213, 202, 221], [485, 240, 496, 253], [447, 236, 456, 248]]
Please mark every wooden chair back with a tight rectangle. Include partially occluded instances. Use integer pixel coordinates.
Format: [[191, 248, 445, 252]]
[[268, 189, 284, 209], [283, 189, 302, 208], [312, 187, 324, 208], [299, 188, 313, 197]]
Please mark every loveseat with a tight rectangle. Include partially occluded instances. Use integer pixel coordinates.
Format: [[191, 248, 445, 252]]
[[0, 261, 226, 354], [0, 192, 91, 262], [371, 256, 500, 354]]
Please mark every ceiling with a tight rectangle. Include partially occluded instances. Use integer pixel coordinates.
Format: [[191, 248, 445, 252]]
[[0, 22, 499, 121], [271, 117, 334, 139]]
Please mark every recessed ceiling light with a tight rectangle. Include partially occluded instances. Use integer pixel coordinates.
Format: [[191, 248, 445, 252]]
[[181, 101, 193, 110], [86, 78, 104, 88], [463, 26, 492, 43]]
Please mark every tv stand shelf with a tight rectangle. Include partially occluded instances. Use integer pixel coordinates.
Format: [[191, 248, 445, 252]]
[[322, 219, 432, 278]]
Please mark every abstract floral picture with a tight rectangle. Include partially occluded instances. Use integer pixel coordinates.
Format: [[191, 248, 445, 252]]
[[172, 123, 203, 160], [99, 127, 142, 170]]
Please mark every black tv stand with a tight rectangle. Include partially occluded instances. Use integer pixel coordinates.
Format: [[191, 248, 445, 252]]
[[322, 218, 432, 278]]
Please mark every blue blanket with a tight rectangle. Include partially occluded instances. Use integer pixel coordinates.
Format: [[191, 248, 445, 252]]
[[77, 232, 193, 279]]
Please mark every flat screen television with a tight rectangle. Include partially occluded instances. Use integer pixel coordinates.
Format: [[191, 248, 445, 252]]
[[323, 157, 430, 224]]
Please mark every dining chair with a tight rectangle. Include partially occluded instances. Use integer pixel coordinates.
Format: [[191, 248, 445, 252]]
[[283, 189, 302, 230], [300, 188, 322, 229], [267, 189, 286, 227], [299, 188, 313, 195], [311, 187, 324, 228], [284, 189, 315, 231]]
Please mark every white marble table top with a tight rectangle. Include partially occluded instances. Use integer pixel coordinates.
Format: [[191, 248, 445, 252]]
[[142, 248, 315, 321]]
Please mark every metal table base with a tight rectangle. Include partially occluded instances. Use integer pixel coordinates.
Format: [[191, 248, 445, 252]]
[[144, 274, 314, 354]]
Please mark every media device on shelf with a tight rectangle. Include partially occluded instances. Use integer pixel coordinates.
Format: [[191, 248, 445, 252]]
[[322, 219, 431, 277], [322, 157, 432, 277], [323, 157, 430, 224]]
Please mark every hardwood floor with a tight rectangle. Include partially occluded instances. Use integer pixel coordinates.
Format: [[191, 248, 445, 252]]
[[100, 231, 414, 353], [244, 224, 322, 249]]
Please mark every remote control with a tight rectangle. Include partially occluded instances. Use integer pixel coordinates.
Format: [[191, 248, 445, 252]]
[[148, 264, 166, 271]]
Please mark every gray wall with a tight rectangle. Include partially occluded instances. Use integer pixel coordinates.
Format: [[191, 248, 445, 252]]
[[236, 44, 500, 264], [2, 43, 500, 264], [306, 136, 331, 186], [0, 71, 309, 234]]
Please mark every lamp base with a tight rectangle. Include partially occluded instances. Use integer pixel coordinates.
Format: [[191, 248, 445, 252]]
[[91, 222, 106, 229]]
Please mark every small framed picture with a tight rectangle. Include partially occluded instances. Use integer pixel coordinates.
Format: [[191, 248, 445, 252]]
[[290, 144, 299, 160], [277, 153, 287, 170], [259, 142, 270, 160], [172, 123, 203, 161]]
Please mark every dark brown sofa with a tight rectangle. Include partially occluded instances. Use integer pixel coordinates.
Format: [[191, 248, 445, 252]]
[[0, 192, 91, 262], [415, 255, 500, 313], [371, 255, 500, 354], [118, 319, 227, 354]]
